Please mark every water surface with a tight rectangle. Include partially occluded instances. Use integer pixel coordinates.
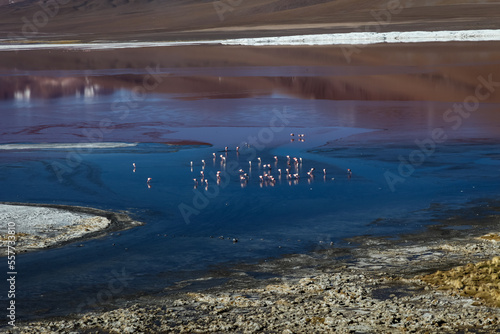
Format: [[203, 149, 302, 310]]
[[0, 45, 499, 321]]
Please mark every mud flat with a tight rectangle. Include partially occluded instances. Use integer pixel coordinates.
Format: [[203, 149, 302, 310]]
[[5, 206, 500, 333], [0, 202, 143, 256]]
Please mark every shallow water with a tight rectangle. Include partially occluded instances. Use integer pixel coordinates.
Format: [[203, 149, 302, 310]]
[[1, 47, 500, 321]]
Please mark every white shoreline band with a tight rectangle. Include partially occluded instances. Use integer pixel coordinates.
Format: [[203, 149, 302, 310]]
[[1, 29, 500, 50]]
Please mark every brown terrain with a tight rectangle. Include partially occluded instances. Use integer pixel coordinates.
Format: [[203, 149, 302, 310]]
[[1, 0, 500, 105], [0, 0, 500, 42]]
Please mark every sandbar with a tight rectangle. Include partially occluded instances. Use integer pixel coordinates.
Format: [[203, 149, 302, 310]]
[[0, 203, 143, 256]]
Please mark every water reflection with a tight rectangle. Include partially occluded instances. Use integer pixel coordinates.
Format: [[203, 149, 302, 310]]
[[2, 70, 500, 103], [2, 76, 112, 100], [1, 44, 500, 103]]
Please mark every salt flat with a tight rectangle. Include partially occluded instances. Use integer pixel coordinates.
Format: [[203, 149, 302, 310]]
[[2, 29, 500, 51]]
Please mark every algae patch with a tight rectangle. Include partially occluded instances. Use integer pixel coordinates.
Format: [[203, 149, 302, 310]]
[[420, 256, 500, 307], [479, 233, 500, 242]]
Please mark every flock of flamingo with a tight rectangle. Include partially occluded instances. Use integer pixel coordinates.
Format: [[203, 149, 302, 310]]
[[187, 151, 352, 190], [134, 133, 352, 189]]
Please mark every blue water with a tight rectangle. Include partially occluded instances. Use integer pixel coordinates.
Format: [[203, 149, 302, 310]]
[[1, 91, 500, 321]]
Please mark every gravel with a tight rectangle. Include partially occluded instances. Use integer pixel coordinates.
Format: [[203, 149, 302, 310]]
[[5, 230, 499, 333]]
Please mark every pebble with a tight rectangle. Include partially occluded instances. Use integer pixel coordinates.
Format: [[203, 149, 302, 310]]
[[7, 232, 500, 333]]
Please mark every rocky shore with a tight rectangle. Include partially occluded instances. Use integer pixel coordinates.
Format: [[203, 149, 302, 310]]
[[0, 203, 143, 256], [5, 224, 499, 333]]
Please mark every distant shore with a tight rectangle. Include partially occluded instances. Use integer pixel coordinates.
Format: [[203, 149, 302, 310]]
[[0, 202, 143, 256], [2, 28, 500, 51]]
